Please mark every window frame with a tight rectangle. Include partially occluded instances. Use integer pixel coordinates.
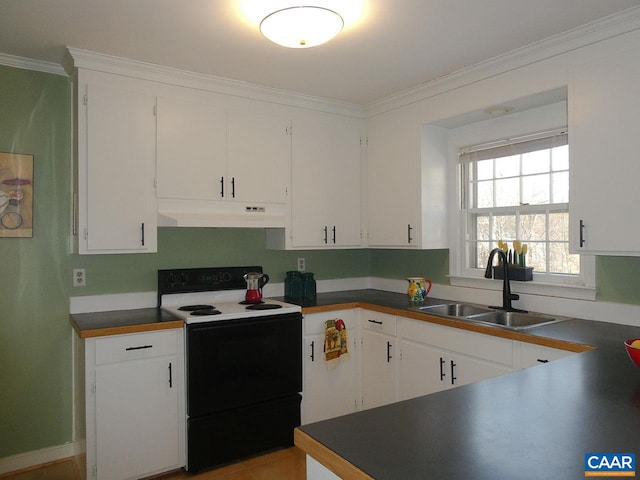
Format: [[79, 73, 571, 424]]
[[450, 127, 595, 299]]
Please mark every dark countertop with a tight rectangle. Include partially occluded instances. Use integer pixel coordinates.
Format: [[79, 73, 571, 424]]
[[287, 290, 640, 480], [70, 307, 182, 338]]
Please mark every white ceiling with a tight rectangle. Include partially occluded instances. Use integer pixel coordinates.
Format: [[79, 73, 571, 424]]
[[0, 0, 638, 106]]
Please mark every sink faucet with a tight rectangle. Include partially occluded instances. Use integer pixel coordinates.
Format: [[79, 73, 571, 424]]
[[484, 248, 527, 313]]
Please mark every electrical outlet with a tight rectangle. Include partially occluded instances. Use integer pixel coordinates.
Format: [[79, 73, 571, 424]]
[[73, 268, 86, 287], [297, 258, 306, 272]]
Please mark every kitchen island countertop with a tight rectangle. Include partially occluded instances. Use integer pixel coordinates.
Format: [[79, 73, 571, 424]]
[[281, 289, 640, 480]]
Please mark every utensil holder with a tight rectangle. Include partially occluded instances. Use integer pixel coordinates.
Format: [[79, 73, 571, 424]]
[[493, 265, 533, 281]]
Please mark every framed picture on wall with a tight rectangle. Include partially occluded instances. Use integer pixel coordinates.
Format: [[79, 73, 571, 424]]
[[0, 152, 34, 238]]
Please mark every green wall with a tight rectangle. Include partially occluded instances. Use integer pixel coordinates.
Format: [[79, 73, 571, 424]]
[[3, 64, 640, 461], [0, 66, 74, 458]]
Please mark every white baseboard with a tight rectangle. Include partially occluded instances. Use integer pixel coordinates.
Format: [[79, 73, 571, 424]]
[[0, 441, 84, 475]]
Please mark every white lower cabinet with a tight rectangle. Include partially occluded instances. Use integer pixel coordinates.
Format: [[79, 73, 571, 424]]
[[514, 341, 574, 370], [361, 312, 398, 410], [85, 329, 185, 480], [398, 318, 513, 400], [302, 310, 359, 425], [302, 308, 575, 426]]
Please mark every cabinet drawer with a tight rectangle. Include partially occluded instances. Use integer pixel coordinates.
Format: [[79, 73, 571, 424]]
[[518, 342, 572, 369], [94, 330, 178, 365], [303, 310, 357, 336], [361, 312, 396, 336]]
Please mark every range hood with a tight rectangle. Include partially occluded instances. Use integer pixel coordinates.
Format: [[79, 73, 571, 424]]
[[157, 199, 286, 228]]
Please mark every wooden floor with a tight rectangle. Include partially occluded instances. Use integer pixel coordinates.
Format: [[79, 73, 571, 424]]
[[0, 447, 306, 480], [0, 458, 81, 480]]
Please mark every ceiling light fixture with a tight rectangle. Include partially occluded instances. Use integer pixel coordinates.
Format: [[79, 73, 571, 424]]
[[259, 6, 344, 48]]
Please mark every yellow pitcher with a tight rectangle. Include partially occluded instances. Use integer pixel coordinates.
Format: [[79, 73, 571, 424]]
[[406, 277, 432, 304]]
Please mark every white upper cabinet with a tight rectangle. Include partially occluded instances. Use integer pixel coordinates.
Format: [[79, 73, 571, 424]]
[[157, 100, 290, 206], [268, 113, 363, 249], [367, 119, 419, 247], [156, 96, 227, 201], [226, 109, 291, 205], [366, 120, 448, 249], [569, 45, 640, 255], [78, 74, 158, 254]]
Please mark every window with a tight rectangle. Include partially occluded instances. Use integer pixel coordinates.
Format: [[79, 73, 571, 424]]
[[459, 129, 582, 283]]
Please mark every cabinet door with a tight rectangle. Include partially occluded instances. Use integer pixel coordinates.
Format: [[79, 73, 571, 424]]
[[291, 115, 362, 248], [366, 120, 419, 247], [569, 46, 640, 254], [447, 352, 512, 389], [399, 339, 446, 400], [95, 356, 179, 479], [156, 96, 227, 201], [302, 332, 358, 424], [302, 310, 358, 424], [84, 82, 157, 253], [361, 329, 396, 410], [227, 110, 291, 204]]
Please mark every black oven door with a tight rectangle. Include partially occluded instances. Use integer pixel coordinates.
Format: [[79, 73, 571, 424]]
[[186, 312, 303, 418]]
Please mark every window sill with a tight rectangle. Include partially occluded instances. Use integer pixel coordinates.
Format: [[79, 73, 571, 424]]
[[448, 275, 596, 301]]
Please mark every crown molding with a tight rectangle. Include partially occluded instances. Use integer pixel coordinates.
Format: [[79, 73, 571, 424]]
[[0, 52, 66, 76], [3, 5, 640, 118], [365, 6, 640, 118], [64, 47, 365, 118]]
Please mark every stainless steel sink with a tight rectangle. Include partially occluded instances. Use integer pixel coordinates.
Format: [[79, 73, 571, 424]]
[[464, 311, 558, 330], [420, 303, 493, 317], [415, 302, 567, 330]]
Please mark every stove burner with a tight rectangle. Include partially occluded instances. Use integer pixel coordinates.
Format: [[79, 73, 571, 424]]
[[239, 300, 265, 305], [190, 308, 222, 316], [246, 303, 283, 311], [179, 304, 215, 311]]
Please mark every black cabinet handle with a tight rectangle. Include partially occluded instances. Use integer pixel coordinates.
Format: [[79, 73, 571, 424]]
[[125, 344, 153, 351], [386, 341, 392, 363], [231, 177, 235, 198], [537, 358, 549, 364], [323, 226, 328, 244], [310, 340, 315, 362], [141, 222, 145, 246], [407, 224, 413, 244], [451, 360, 457, 385], [439, 357, 446, 381], [220, 176, 224, 197], [579, 219, 586, 247], [368, 319, 383, 325], [332, 226, 336, 244], [168, 362, 173, 388]]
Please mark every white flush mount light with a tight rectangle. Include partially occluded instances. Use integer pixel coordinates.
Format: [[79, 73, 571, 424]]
[[260, 6, 344, 48]]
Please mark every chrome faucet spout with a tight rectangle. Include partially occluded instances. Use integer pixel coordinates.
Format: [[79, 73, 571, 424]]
[[485, 248, 527, 313]]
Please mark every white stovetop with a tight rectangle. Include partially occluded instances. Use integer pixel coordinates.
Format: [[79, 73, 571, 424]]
[[160, 291, 301, 324]]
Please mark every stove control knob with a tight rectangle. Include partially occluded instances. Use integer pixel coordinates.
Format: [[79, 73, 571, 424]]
[[166, 273, 176, 287], [179, 272, 189, 286], [222, 272, 232, 282]]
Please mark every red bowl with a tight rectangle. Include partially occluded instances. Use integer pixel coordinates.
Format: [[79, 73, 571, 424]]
[[624, 339, 640, 369]]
